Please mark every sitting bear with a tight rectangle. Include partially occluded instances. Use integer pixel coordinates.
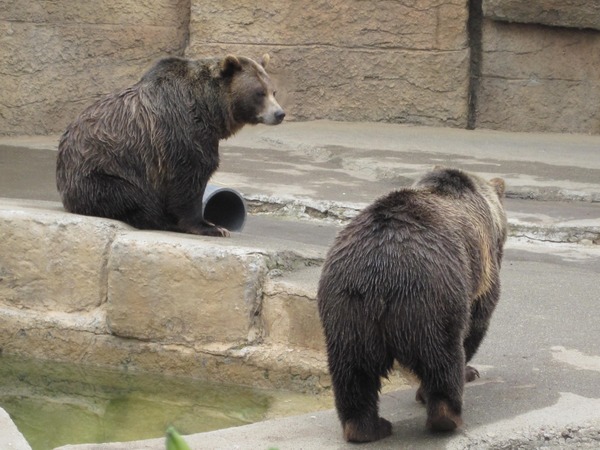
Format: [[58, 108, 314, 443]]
[[56, 54, 284, 236], [317, 167, 507, 442]]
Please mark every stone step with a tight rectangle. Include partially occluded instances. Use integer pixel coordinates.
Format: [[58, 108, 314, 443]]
[[0, 197, 418, 395], [0, 407, 31, 450], [246, 195, 600, 245], [262, 266, 324, 354], [0, 198, 332, 393]]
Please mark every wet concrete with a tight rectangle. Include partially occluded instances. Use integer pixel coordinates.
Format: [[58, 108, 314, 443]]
[[1, 121, 599, 449], [1, 127, 600, 245], [53, 245, 600, 449], [0, 145, 60, 202]]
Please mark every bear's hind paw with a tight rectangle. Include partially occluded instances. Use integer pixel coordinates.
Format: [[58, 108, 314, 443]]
[[465, 365, 480, 382], [343, 417, 392, 443], [426, 401, 463, 432]]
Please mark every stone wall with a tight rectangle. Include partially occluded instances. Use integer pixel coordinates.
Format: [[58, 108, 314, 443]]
[[186, 0, 470, 127], [483, 0, 600, 30], [0, 199, 331, 393], [0, 0, 598, 135], [0, 0, 189, 136], [476, 0, 600, 134]]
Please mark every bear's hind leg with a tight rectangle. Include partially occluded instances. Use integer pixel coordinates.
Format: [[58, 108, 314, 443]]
[[345, 417, 393, 444], [326, 338, 393, 443], [332, 366, 392, 443], [416, 343, 465, 432], [416, 364, 479, 404], [464, 282, 500, 364], [63, 173, 167, 230]]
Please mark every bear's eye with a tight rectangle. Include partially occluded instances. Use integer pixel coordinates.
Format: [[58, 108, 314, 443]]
[[272, 91, 277, 98], [255, 90, 266, 98]]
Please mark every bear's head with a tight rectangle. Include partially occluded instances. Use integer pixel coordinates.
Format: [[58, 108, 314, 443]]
[[416, 166, 505, 202], [217, 53, 285, 130], [415, 166, 508, 252]]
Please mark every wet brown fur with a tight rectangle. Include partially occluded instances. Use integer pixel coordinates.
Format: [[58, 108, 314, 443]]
[[317, 167, 507, 443], [56, 54, 282, 236]]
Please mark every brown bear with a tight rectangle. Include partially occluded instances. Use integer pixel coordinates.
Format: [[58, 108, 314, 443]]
[[56, 54, 284, 236], [317, 167, 507, 443]]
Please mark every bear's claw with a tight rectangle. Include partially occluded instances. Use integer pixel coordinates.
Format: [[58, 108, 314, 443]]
[[465, 365, 480, 382]]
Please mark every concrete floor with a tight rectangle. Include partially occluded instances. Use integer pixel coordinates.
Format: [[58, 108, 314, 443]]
[[1, 121, 599, 449]]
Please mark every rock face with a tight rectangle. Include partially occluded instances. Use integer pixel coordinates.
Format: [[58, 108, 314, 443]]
[[475, 18, 600, 134], [106, 233, 268, 345], [0, 0, 189, 136], [0, 0, 598, 135], [483, 0, 600, 30], [0, 199, 332, 393], [187, 0, 470, 127], [262, 268, 325, 353], [0, 205, 128, 313]]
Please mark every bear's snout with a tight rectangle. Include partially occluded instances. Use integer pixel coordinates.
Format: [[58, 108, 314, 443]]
[[258, 94, 285, 125], [260, 106, 286, 125], [274, 109, 286, 124]]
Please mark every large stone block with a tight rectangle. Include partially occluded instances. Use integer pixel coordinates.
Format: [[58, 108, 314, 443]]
[[0, 0, 188, 136], [483, 0, 600, 31], [188, 0, 470, 126], [0, 306, 108, 363], [0, 201, 128, 313], [0, 407, 31, 450], [191, 0, 467, 51], [0, 0, 189, 26], [476, 20, 600, 134], [187, 44, 470, 127], [107, 233, 268, 346], [262, 269, 325, 352]]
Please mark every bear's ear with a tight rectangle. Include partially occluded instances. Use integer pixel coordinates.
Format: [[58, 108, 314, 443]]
[[260, 53, 270, 69], [219, 55, 242, 78], [489, 177, 506, 197]]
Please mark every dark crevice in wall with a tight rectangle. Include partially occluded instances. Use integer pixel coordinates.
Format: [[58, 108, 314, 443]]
[[180, 0, 192, 56], [467, 0, 483, 130]]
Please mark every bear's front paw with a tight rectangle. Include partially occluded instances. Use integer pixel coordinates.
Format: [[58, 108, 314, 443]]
[[343, 417, 392, 443], [213, 226, 231, 237], [465, 365, 480, 382], [183, 222, 231, 237]]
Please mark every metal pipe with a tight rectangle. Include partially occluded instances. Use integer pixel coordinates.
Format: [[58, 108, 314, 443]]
[[202, 185, 247, 232]]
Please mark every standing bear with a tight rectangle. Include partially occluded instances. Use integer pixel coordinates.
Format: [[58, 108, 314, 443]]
[[56, 54, 284, 236], [317, 167, 507, 443]]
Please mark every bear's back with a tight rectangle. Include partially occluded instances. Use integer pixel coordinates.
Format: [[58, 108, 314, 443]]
[[320, 188, 470, 307], [319, 178, 503, 318]]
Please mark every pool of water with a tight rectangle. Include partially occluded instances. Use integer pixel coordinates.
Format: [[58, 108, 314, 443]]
[[0, 355, 330, 450]]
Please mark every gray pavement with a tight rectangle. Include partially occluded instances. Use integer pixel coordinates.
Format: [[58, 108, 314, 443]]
[[0, 406, 31, 450], [1, 121, 599, 449], [2, 121, 599, 242], [54, 244, 600, 450]]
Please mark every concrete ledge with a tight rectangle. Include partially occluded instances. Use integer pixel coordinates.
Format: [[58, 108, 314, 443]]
[[54, 391, 600, 450], [263, 267, 325, 352], [0, 198, 332, 393], [483, 0, 600, 31], [0, 407, 31, 450], [0, 202, 127, 313], [1, 194, 597, 399], [107, 232, 268, 345]]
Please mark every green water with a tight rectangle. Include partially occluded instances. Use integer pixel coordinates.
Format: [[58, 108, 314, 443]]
[[0, 355, 325, 450]]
